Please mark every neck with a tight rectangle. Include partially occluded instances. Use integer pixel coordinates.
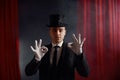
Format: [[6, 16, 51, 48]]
[[52, 41, 63, 47], [52, 41, 63, 44]]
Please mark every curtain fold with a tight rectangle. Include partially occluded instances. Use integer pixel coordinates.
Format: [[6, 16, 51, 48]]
[[77, 0, 120, 80], [0, 0, 20, 80]]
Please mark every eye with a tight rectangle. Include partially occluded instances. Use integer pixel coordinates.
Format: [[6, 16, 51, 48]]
[[59, 29, 63, 32]]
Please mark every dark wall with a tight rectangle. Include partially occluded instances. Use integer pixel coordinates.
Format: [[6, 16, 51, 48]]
[[18, 0, 78, 80]]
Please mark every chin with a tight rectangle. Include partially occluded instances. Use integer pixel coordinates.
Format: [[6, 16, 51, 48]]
[[55, 40, 61, 44]]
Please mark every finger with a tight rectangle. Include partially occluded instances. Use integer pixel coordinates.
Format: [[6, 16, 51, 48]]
[[81, 38, 86, 46], [35, 40, 38, 49], [68, 42, 73, 48], [41, 46, 48, 53], [72, 33, 78, 43], [30, 46, 36, 52], [78, 33, 81, 44], [39, 39, 42, 48]]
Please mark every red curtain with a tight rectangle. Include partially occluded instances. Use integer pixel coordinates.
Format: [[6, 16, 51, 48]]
[[76, 0, 120, 80], [0, 0, 20, 80]]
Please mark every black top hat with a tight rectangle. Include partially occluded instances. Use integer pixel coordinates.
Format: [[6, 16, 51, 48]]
[[47, 14, 67, 27]]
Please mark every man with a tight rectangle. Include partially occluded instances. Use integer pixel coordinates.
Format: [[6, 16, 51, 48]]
[[25, 14, 90, 80]]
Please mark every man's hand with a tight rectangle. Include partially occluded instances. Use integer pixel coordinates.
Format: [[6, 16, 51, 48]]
[[68, 33, 86, 55], [30, 39, 48, 61]]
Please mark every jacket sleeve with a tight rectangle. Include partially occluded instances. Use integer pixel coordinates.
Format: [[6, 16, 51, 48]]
[[75, 53, 90, 77], [25, 57, 41, 76]]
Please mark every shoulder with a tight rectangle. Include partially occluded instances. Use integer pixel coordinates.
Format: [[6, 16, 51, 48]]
[[62, 42, 74, 52], [45, 43, 52, 48], [62, 42, 73, 49]]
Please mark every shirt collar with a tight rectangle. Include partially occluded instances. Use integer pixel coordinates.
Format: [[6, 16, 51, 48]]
[[52, 41, 63, 48]]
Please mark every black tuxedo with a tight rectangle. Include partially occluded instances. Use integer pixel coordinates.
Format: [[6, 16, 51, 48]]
[[25, 42, 89, 80]]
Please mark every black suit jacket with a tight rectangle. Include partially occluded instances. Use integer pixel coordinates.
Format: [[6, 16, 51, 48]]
[[25, 42, 90, 80]]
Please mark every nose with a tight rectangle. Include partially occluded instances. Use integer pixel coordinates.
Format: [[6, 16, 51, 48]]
[[56, 30, 60, 35]]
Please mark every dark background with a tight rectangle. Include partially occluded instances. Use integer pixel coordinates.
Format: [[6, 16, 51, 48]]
[[18, 0, 78, 80]]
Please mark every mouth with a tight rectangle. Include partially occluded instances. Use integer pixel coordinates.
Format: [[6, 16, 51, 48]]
[[56, 37, 61, 39], [54, 37, 61, 41]]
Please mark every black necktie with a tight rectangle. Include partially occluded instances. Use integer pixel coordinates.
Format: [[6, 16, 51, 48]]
[[52, 46, 59, 67], [50, 46, 59, 80]]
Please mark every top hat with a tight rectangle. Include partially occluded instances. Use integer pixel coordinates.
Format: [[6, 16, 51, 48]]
[[47, 14, 67, 27]]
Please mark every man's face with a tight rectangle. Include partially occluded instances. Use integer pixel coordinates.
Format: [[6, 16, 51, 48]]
[[49, 27, 66, 44]]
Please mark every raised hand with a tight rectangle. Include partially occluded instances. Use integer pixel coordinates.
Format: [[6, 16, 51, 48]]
[[69, 33, 86, 55], [30, 39, 48, 61]]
